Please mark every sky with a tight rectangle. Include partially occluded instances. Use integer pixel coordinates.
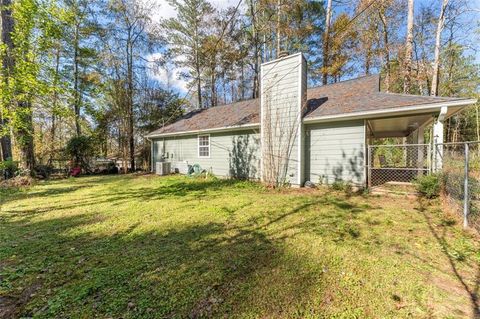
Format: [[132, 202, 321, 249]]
[[148, 0, 480, 93], [146, 0, 239, 93]]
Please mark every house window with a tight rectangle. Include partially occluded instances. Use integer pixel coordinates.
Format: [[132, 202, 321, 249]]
[[198, 135, 210, 158]]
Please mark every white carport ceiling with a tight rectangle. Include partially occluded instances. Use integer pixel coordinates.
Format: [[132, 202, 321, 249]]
[[367, 114, 433, 138], [367, 104, 467, 138]]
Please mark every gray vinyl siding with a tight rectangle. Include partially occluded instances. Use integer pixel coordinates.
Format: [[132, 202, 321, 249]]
[[152, 129, 260, 179], [305, 120, 366, 186]]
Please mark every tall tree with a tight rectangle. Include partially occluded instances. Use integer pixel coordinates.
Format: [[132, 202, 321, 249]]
[[0, 0, 13, 162], [403, 0, 414, 93], [10, 0, 39, 171], [63, 0, 94, 137], [324, 13, 358, 82], [378, 5, 391, 91], [322, 0, 332, 85], [162, 0, 214, 109], [430, 0, 449, 96], [247, 0, 260, 98], [106, 0, 153, 171]]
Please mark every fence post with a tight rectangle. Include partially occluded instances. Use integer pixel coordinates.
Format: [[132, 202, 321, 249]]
[[463, 143, 470, 229], [427, 143, 433, 175], [367, 146, 371, 188]]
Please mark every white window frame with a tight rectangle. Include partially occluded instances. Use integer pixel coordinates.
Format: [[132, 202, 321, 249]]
[[197, 134, 210, 158]]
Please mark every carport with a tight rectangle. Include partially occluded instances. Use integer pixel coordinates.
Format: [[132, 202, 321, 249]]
[[365, 102, 472, 187]]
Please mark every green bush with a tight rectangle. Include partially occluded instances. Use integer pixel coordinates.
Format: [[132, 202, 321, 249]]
[[330, 180, 356, 197], [65, 136, 95, 172], [415, 174, 440, 199], [331, 181, 346, 191], [0, 159, 19, 179]]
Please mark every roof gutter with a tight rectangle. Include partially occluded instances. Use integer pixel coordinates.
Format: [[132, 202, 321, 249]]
[[145, 123, 260, 139], [303, 98, 477, 124]]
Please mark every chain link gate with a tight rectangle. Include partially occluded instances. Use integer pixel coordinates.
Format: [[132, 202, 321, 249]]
[[367, 144, 432, 188]]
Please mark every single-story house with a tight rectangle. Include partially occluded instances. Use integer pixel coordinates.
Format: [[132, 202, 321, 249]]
[[146, 52, 476, 187]]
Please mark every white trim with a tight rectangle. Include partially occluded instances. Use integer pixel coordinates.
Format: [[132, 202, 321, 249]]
[[146, 123, 259, 138], [259, 65, 264, 182], [363, 120, 367, 187], [438, 105, 448, 122], [303, 99, 477, 124], [260, 52, 303, 67], [197, 134, 210, 158], [297, 54, 303, 186]]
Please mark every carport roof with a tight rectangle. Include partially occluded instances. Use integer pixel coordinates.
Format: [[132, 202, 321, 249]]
[[147, 75, 474, 137]]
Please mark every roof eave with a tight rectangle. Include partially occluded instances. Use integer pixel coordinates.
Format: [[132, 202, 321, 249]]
[[145, 122, 260, 139], [303, 98, 477, 124]]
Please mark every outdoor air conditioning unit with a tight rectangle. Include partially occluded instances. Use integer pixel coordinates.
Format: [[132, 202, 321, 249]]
[[174, 161, 189, 175], [155, 162, 171, 176]]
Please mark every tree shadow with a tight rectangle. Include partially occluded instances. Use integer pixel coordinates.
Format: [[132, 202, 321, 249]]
[[418, 203, 480, 318], [228, 135, 259, 180], [94, 178, 244, 206], [0, 202, 330, 318], [0, 184, 93, 206], [330, 150, 364, 185]]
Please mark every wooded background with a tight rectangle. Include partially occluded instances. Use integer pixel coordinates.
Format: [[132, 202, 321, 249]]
[[0, 0, 479, 174]]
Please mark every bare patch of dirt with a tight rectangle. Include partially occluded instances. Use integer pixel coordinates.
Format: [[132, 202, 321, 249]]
[[0, 282, 42, 319], [429, 274, 476, 318]]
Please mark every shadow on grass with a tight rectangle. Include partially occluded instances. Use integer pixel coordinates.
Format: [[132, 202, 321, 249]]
[[0, 204, 328, 318], [0, 182, 94, 207], [2, 176, 242, 215], [417, 202, 480, 318], [0, 176, 383, 318], [105, 178, 243, 203]]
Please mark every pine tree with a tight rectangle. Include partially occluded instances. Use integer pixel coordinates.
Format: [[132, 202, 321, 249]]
[[162, 0, 214, 109]]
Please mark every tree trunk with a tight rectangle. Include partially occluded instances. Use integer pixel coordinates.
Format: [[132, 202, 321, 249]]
[[240, 61, 245, 100], [249, 0, 259, 99], [17, 101, 35, 172], [276, 0, 281, 56], [49, 45, 61, 165], [196, 62, 202, 108], [194, 23, 202, 109], [210, 67, 216, 107], [403, 0, 414, 94], [1, 0, 13, 162], [379, 11, 390, 92], [322, 0, 332, 85], [127, 42, 135, 172], [73, 22, 81, 136], [431, 0, 449, 96], [476, 104, 479, 142], [365, 52, 371, 75]]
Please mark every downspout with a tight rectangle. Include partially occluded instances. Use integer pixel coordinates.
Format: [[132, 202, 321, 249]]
[[146, 136, 153, 173]]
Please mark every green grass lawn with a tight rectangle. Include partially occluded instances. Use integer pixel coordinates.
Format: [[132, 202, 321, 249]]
[[0, 174, 479, 318]]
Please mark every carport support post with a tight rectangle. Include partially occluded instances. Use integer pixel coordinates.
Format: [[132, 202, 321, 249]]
[[433, 106, 447, 172]]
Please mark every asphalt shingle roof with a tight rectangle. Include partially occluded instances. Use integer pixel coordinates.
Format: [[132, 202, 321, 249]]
[[147, 74, 465, 137]]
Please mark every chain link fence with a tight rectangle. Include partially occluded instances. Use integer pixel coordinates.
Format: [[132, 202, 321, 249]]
[[368, 141, 480, 231], [437, 142, 480, 230], [368, 144, 431, 187]]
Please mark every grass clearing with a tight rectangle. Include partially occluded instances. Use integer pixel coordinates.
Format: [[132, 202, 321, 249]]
[[0, 174, 479, 318]]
